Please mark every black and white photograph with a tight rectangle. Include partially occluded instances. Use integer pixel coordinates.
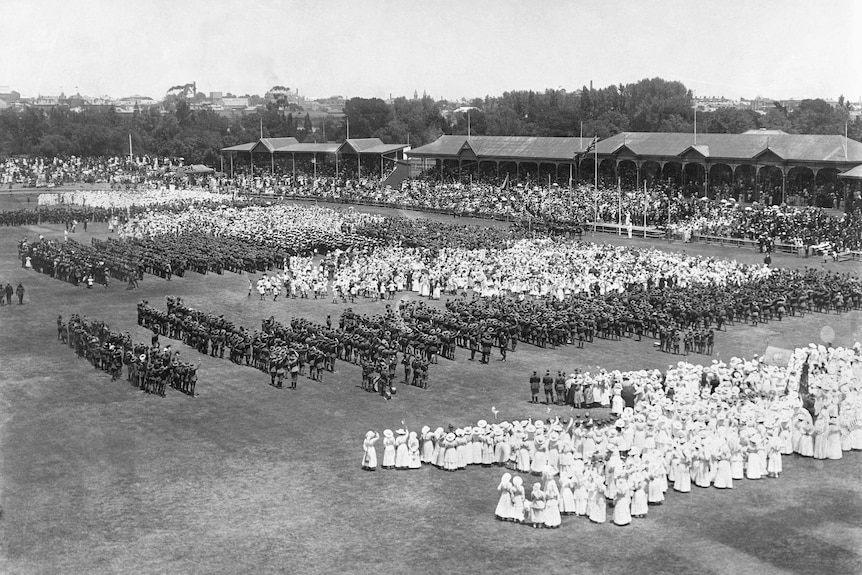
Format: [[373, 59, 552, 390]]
[[0, 1, 860, 573]]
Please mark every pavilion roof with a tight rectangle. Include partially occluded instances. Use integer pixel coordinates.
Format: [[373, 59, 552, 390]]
[[252, 137, 300, 153], [838, 164, 862, 179], [275, 142, 341, 154], [221, 141, 256, 152], [595, 132, 862, 163], [409, 135, 594, 162]]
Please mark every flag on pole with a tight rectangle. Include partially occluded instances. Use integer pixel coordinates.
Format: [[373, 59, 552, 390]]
[[579, 135, 598, 164]]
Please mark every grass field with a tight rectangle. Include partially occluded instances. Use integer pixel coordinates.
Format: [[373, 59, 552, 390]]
[[0, 198, 860, 575]]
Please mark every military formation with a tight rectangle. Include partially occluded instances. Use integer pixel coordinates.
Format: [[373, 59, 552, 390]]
[[135, 296, 429, 398], [61, 314, 198, 397]]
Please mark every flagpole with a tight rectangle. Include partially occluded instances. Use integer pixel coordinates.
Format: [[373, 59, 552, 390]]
[[693, 90, 697, 145], [643, 180, 648, 237], [593, 135, 598, 233], [129, 134, 133, 163], [618, 177, 622, 236]]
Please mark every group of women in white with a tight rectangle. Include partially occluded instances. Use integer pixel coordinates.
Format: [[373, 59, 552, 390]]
[[362, 342, 862, 527], [275, 237, 774, 307], [38, 188, 228, 209]]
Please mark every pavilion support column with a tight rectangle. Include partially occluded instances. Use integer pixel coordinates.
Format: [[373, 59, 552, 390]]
[[755, 165, 762, 203], [636, 161, 642, 190], [357, 153, 361, 179], [496, 161, 500, 181], [704, 163, 709, 198], [292, 154, 296, 181], [313, 153, 317, 179], [229, 153, 234, 179], [271, 152, 274, 175]]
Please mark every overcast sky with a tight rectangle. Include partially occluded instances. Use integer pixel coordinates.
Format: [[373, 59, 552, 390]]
[[1, 0, 859, 102]]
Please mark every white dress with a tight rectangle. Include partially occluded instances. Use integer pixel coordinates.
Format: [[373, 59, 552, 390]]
[[362, 437, 378, 469], [543, 483, 562, 527], [382, 437, 396, 468], [587, 478, 606, 523], [495, 483, 513, 520], [746, 444, 763, 479], [394, 435, 409, 469], [559, 475, 576, 514], [407, 436, 421, 469]]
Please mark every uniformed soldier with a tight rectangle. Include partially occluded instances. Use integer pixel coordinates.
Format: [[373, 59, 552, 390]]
[[542, 370, 555, 404], [529, 371, 540, 404], [480, 331, 493, 364], [554, 371, 566, 405], [498, 330, 508, 361], [468, 331, 478, 361]]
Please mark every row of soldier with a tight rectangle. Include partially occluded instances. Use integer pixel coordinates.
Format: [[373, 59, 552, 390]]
[[61, 313, 198, 397]]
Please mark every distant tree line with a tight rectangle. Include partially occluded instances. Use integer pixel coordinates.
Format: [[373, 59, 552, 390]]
[[1, 78, 858, 165]]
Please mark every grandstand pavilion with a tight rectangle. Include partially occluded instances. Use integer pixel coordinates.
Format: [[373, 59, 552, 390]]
[[221, 137, 408, 179], [407, 135, 595, 184], [409, 131, 862, 205]]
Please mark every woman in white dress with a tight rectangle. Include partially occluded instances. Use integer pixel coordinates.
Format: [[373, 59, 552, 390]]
[[394, 429, 409, 470], [482, 428, 495, 466], [647, 455, 667, 503], [558, 472, 576, 515], [826, 416, 844, 460], [493, 428, 509, 466], [455, 429, 468, 470], [362, 430, 379, 471], [529, 483, 546, 528], [712, 443, 733, 489], [433, 428, 447, 468], [812, 412, 829, 460], [572, 467, 588, 516], [543, 472, 562, 528], [604, 448, 621, 500], [630, 471, 649, 518], [530, 434, 548, 475], [443, 433, 458, 471], [546, 432, 560, 471], [611, 389, 624, 416], [586, 470, 607, 524], [494, 473, 513, 521], [381, 429, 396, 469], [796, 415, 815, 457], [672, 446, 692, 492], [612, 476, 633, 526], [557, 434, 574, 477], [407, 431, 421, 469], [516, 429, 532, 473], [509, 476, 526, 523], [420, 426, 435, 464], [745, 434, 763, 480]]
